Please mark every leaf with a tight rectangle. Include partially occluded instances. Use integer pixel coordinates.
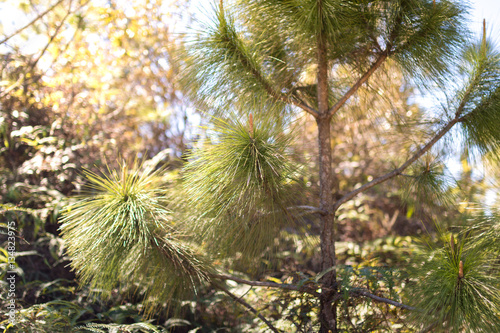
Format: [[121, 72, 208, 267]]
[[164, 318, 191, 328]]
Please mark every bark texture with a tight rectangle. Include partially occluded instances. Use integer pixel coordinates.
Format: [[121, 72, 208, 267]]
[[316, 9, 338, 330]]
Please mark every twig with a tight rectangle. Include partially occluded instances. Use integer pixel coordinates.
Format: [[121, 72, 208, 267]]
[[214, 282, 281, 333], [333, 117, 459, 212], [39, 17, 80, 77], [0, 74, 24, 99], [324, 7, 406, 118], [2, 0, 92, 97], [241, 54, 318, 117], [351, 289, 416, 311], [212, 273, 319, 296], [0, 0, 66, 45], [217, 9, 318, 117], [29, 0, 76, 71], [327, 52, 388, 117]]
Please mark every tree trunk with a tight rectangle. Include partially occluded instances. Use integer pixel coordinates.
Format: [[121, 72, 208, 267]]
[[317, 116, 337, 333], [316, 11, 338, 330]]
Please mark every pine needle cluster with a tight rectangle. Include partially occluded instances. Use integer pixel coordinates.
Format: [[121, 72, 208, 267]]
[[183, 114, 303, 260], [405, 229, 500, 332], [458, 38, 500, 156], [465, 211, 500, 254], [400, 158, 455, 209], [184, 3, 292, 113], [60, 162, 211, 316]]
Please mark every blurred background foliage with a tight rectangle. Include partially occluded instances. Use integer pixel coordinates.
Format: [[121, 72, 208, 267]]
[[0, 0, 498, 332]]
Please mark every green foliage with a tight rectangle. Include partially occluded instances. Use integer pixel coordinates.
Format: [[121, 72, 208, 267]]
[[336, 265, 408, 332], [241, 0, 358, 61], [2, 300, 86, 333], [0, 299, 171, 333], [184, 114, 304, 260], [405, 227, 500, 332], [451, 35, 500, 160], [247, 0, 467, 78], [400, 158, 455, 209], [4, 0, 499, 331], [185, 0, 468, 114], [388, 0, 468, 80], [76, 322, 162, 333], [60, 162, 211, 316], [184, 3, 291, 113], [463, 211, 500, 254]]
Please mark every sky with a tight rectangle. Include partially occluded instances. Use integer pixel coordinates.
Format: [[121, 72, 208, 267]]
[[470, 0, 500, 43]]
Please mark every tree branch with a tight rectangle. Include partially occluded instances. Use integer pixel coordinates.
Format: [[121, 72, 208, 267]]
[[324, 6, 402, 118], [29, 0, 75, 71], [30, 0, 93, 72], [290, 93, 319, 117], [214, 282, 281, 333], [327, 52, 388, 117], [454, 49, 491, 119], [351, 289, 416, 311], [0, 0, 66, 45], [455, 83, 475, 118], [220, 19, 319, 117], [333, 117, 459, 212], [243, 60, 319, 117], [212, 273, 319, 296], [2, 0, 91, 97]]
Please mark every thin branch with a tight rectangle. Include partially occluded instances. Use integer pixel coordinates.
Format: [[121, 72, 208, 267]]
[[327, 52, 388, 117], [2, 0, 91, 98], [333, 117, 459, 212], [29, 0, 76, 71], [290, 93, 317, 116], [455, 82, 475, 118], [212, 273, 319, 296], [242, 57, 319, 117], [289, 94, 319, 117], [28, 0, 51, 30], [0, 74, 24, 99], [0, 0, 66, 45], [40, 18, 81, 76], [214, 282, 281, 333], [351, 289, 416, 311], [454, 40, 491, 119], [286, 205, 328, 215], [324, 7, 401, 118], [220, 21, 319, 117]]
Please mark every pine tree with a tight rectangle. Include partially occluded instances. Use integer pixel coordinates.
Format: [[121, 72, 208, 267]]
[[60, 0, 500, 332]]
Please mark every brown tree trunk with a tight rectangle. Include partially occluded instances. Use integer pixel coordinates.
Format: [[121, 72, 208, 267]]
[[316, 9, 338, 330], [317, 116, 337, 333]]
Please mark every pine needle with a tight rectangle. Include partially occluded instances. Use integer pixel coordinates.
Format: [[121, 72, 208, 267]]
[[60, 160, 212, 315]]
